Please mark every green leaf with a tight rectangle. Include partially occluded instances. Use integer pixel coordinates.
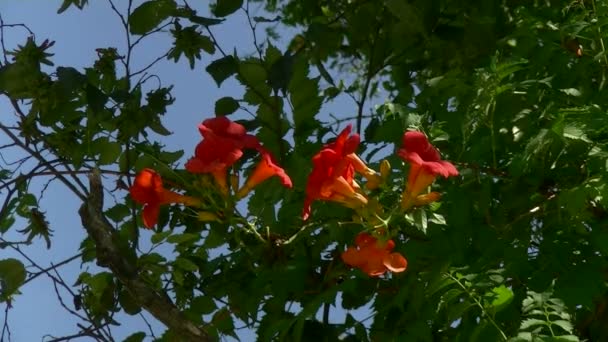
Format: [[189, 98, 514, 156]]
[[551, 320, 573, 334], [206, 56, 238, 86], [559, 88, 582, 97], [122, 332, 146, 342], [212, 0, 243, 17], [149, 119, 172, 136], [151, 231, 172, 244], [105, 204, 130, 223], [118, 287, 141, 315], [129, 0, 177, 35], [488, 285, 514, 313], [57, 0, 88, 13], [238, 60, 268, 90], [412, 208, 428, 234], [85, 83, 108, 114], [212, 308, 235, 334], [386, 0, 426, 36], [189, 15, 224, 26], [427, 274, 456, 295], [562, 124, 590, 142], [552, 336, 580, 342], [167, 233, 200, 244], [96, 138, 122, 165], [520, 318, 546, 330], [56, 66, 86, 92], [215, 96, 239, 116], [0, 216, 15, 234], [268, 52, 294, 95], [159, 150, 184, 164], [290, 61, 321, 137], [191, 296, 217, 315], [168, 23, 215, 68], [204, 228, 225, 249], [0, 259, 26, 300], [0, 63, 41, 99], [174, 257, 198, 272]]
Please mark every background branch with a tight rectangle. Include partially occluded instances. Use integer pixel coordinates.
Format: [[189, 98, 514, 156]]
[[79, 171, 212, 342]]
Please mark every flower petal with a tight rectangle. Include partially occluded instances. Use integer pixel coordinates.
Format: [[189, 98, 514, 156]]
[[402, 131, 441, 162], [237, 152, 292, 198], [129, 168, 162, 204], [341, 247, 364, 268], [142, 204, 160, 229], [383, 252, 408, 273]]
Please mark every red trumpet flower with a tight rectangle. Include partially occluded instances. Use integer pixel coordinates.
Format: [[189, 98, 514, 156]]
[[398, 131, 458, 209], [303, 125, 377, 220], [341, 232, 408, 277], [129, 169, 199, 228], [185, 117, 261, 194], [237, 150, 293, 198]]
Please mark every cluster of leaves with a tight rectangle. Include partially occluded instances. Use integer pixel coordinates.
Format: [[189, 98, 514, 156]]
[[1, 0, 608, 341]]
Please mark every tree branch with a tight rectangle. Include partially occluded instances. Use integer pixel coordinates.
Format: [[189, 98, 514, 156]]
[[78, 170, 213, 342]]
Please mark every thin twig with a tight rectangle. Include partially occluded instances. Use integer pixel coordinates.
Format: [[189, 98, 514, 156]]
[[446, 273, 508, 341], [24, 253, 82, 285], [1, 303, 11, 342]]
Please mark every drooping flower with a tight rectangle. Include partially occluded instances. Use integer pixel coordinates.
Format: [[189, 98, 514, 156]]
[[398, 131, 458, 209], [341, 232, 408, 277], [236, 149, 293, 198], [129, 169, 200, 228], [185, 117, 261, 194], [303, 125, 379, 220]]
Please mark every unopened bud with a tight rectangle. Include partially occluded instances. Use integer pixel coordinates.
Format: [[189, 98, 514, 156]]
[[365, 174, 382, 190], [380, 160, 391, 179], [197, 211, 219, 222]]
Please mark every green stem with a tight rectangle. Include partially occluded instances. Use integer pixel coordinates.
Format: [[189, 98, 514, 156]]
[[233, 216, 266, 243], [591, 0, 608, 67], [447, 273, 508, 341], [486, 99, 497, 169], [283, 221, 318, 245]]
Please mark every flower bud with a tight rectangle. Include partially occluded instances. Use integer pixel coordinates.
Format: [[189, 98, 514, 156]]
[[380, 159, 391, 179], [197, 211, 219, 222]]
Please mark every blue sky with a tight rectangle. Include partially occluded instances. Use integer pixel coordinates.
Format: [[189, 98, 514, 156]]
[[0, 1, 255, 340], [0, 1, 380, 340]]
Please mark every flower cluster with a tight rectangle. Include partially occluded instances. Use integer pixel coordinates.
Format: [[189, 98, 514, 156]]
[[341, 232, 408, 277], [302, 125, 380, 221], [128, 117, 458, 277], [129, 117, 292, 228], [398, 131, 459, 210], [301, 126, 458, 277]]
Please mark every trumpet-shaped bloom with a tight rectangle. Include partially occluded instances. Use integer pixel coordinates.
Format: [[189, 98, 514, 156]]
[[303, 125, 376, 220], [341, 232, 408, 277], [129, 169, 200, 228], [398, 131, 458, 208], [185, 117, 261, 193], [413, 192, 441, 206], [237, 150, 293, 198]]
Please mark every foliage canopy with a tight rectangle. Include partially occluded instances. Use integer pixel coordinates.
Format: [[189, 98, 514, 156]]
[[1, 0, 608, 341]]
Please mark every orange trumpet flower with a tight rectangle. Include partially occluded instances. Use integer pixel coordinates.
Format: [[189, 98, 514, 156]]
[[398, 131, 458, 209], [341, 232, 408, 277], [129, 169, 200, 228], [237, 150, 293, 198]]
